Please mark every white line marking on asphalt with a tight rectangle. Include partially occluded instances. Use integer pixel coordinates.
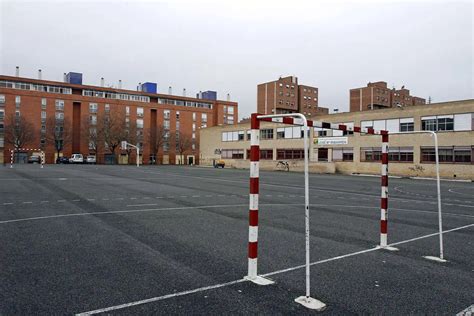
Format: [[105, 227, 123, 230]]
[[75, 222, 474, 315], [192, 195, 200, 198], [75, 279, 246, 316], [57, 200, 66, 203], [22, 201, 33, 204], [130, 197, 137, 200], [72, 199, 80, 202], [456, 304, 474, 316], [87, 199, 95, 201], [3, 202, 13, 205], [205, 195, 213, 197], [449, 188, 474, 197], [133, 168, 474, 207], [0, 203, 301, 224], [155, 197, 164, 199]]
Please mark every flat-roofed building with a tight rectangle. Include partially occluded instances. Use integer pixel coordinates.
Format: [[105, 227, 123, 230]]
[[0, 72, 238, 165], [350, 81, 426, 112], [200, 99, 474, 180]]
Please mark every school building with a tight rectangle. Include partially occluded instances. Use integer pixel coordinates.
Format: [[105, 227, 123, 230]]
[[200, 99, 474, 180]]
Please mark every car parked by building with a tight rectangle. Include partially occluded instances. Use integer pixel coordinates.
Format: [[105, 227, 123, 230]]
[[28, 155, 41, 164], [86, 155, 96, 164], [56, 157, 69, 164], [69, 154, 84, 164]]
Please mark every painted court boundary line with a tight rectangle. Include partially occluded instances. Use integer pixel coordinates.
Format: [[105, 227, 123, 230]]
[[132, 169, 474, 208], [0, 203, 302, 224], [75, 223, 474, 315], [2, 203, 473, 225]]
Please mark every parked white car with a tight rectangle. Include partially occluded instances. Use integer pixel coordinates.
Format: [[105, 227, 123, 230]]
[[69, 154, 84, 164], [86, 155, 96, 164]]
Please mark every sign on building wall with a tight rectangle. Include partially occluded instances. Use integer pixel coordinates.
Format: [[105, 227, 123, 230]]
[[315, 137, 348, 145]]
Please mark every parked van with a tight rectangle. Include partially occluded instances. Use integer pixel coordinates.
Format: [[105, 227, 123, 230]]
[[69, 154, 84, 164]]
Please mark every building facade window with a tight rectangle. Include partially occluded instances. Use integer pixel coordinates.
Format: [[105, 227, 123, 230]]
[[388, 147, 414, 162], [422, 115, 454, 131], [260, 128, 274, 140], [421, 146, 473, 164], [136, 119, 144, 129], [332, 148, 354, 161], [202, 113, 207, 123], [89, 103, 98, 113], [400, 118, 414, 132], [221, 149, 244, 159], [89, 115, 97, 125], [41, 98, 47, 108], [277, 149, 305, 160], [222, 131, 245, 142], [0, 95, 5, 104], [137, 107, 144, 117], [360, 147, 382, 162], [55, 112, 64, 120], [55, 100, 64, 111], [164, 110, 171, 120], [15, 96, 21, 104], [105, 104, 110, 113]]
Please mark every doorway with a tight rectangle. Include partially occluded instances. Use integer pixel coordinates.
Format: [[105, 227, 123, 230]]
[[318, 148, 328, 162]]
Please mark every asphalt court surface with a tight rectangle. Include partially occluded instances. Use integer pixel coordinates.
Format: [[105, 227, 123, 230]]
[[0, 164, 473, 315]]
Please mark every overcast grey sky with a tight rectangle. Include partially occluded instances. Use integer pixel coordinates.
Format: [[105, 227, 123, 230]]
[[1, 0, 473, 118]]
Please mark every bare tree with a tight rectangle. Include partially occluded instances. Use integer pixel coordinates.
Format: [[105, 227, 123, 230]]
[[81, 113, 105, 163], [147, 125, 166, 164], [174, 131, 193, 165], [45, 116, 72, 160], [102, 110, 126, 164], [3, 113, 36, 162]]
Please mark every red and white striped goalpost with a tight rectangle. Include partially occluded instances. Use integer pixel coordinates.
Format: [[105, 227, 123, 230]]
[[244, 114, 274, 285], [244, 113, 392, 309], [10, 148, 45, 169]]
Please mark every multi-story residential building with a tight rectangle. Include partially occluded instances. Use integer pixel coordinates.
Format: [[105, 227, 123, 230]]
[[257, 76, 328, 117], [350, 81, 426, 112], [200, 99, 474, 180], [0, 71, 238, 165]]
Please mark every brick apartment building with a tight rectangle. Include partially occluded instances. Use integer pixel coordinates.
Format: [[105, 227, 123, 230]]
[[0, 70, 238, 165], [349, 81, 426, 112], [257, 76, 329, 117]]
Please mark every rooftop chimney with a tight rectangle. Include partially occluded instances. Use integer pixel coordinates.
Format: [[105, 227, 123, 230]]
[[101, 77, 104, 87], [118, 80, 122, 89], [63, 73, 67, 82], [38, 69, 42, 80], [227, 93, 230, 101], [183, 88, 186, 97], [15, 66, 19, 77], [168, 86, 172, 95]]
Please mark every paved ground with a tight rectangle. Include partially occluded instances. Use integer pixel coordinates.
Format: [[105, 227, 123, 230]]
[[0, 164, 473, 315]]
